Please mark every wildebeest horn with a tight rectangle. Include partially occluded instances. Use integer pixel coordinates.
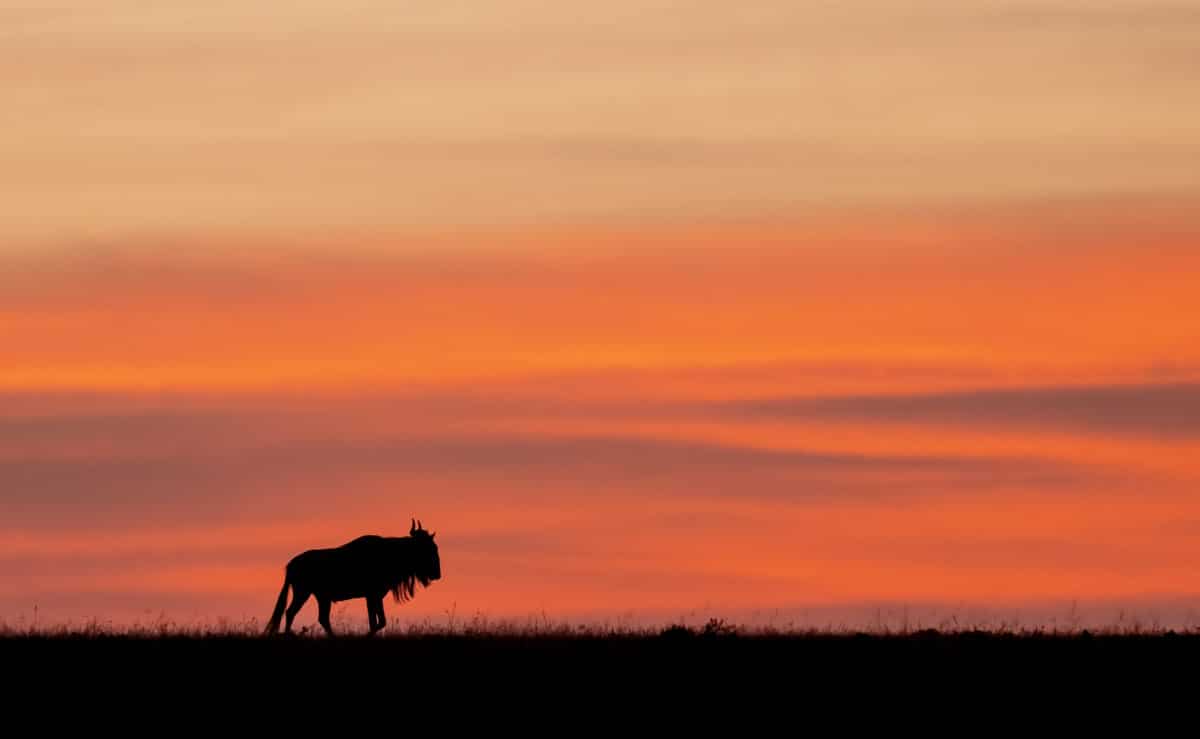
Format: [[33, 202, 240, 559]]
[[418, 519, 423, 530], [411, 518, 416, 532]]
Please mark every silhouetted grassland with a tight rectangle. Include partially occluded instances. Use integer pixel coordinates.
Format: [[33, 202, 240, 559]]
[[5, 617, 1198, 702], [8, 626, 1185, 725], [6, 614, 1198, 641]]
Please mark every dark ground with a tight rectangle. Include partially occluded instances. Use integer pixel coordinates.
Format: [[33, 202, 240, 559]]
[[5, 628, 1198, 708]]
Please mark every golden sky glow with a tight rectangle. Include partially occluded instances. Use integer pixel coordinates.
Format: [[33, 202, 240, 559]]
[[4, 1, 1200, 244]]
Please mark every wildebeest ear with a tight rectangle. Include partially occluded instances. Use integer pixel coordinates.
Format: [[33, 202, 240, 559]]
[[410, 518, 416, 533], [431, 531, 437, 539]]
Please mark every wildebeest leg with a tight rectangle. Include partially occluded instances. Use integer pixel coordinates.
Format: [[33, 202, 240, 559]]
[[284, 587, 311, 634], [374, 600, 386, 634], [367, 596, 385, 635], [317, 597, 334, 637]]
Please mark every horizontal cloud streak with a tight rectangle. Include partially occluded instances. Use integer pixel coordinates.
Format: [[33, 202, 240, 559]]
[[723, 382, 1200, 438], [1, 373, 1191, 624], [2, 430, 1101, 530]]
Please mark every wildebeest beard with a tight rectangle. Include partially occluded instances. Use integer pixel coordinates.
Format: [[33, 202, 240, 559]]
[[390, 572, 430, 603]]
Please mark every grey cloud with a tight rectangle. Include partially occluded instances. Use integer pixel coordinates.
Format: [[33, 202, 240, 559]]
[[0, 546, 279, 585], [0, 409, 251, 449], [722, 382, 1200, 438], [958, 2, 1200, 30], [1, 431, 1098, 530]]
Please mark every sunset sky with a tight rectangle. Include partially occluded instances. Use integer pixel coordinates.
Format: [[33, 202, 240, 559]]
[[3, 1, 1199, 631]]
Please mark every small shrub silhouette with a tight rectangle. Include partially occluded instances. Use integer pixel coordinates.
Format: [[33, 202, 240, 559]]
[[658, 619, 739, 640], [700, 618, 739, 639], [659, 624, 694, 640]]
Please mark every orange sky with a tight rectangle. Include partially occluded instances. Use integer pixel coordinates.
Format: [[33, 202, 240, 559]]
[[4, 201, 1200, 630], [4, 1, 1200, 631]]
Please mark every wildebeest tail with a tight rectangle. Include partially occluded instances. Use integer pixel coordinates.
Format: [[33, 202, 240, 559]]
[[263, 572, 290, 635]]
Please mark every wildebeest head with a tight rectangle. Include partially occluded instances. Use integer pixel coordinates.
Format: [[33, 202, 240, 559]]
[[409, 518, 442, 585]]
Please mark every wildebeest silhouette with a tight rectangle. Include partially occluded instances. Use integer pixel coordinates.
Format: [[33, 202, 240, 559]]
[[264, 519, 442, 636]]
